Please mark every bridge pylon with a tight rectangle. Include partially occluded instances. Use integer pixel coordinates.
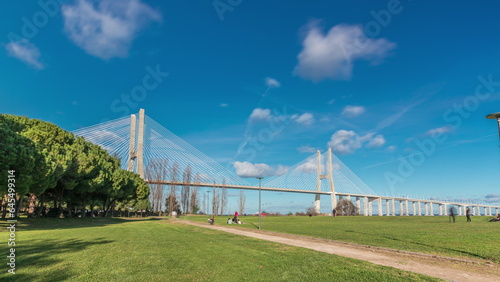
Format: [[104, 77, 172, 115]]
[[314, 148, 337, 214], [127, 108, 145, 178]]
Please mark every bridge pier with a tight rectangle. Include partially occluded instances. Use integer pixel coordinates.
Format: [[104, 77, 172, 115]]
[[127, 108, 145, 178], [378, 198, 383, 216], [315, 149, 336, 214], [385, 199, 390, 216]]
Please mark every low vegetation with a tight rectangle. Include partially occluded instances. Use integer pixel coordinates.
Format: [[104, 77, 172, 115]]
[[0, 218, 438, 281], [187, 214, 500, 263]]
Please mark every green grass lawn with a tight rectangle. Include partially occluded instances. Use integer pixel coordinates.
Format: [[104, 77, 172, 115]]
[[187, 215, 500, 263], [0, 218, 438, 281]]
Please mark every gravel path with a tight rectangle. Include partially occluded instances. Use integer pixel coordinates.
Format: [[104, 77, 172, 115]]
[[178, 220, 500, 282]]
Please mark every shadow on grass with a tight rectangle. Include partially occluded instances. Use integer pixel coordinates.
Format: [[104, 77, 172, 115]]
[[0, 237, 114, 281], [0, 217, 159, 232], [349, 230, 493, 261]]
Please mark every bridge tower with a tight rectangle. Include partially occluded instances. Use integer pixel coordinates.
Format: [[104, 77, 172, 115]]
[[127, 108, 145, 178], [314, 148, 337, 214]]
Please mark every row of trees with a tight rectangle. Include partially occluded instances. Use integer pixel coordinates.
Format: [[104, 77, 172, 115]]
[[0, 114, 150, 218], [146, 158, 247, 216]]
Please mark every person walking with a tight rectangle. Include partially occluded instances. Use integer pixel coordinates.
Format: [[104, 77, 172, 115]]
[[449, 207, 456, 223], [466, 207, 471, 222], [332, 208, 337, 217]]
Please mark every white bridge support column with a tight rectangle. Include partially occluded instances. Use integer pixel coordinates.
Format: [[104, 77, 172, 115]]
[[405, 200, 409, 216], [391, 199, 395, 216], [385, 199, 390, 216], [127, 114, 137, 172], [314, 151, 322, 214], [137, 109, 145, 178], [363, 197, 368, 216], [315, 149, 337, 215], [424, 202, 429, 216], [443, 204, 447, 216], [430, 203, 434, 216], [399, 201, 403, 216], [418, 201, 422, 216], [412, 202, 416, 216], [356, 197, 361, 215], [368, 199, 374, 216], [496, 208, 499, 215], [378, 198, 383, 216], [127, 109, 145, 179]]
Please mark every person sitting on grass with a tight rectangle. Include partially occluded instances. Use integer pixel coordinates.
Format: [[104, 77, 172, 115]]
[[489, 214, 500, 222]]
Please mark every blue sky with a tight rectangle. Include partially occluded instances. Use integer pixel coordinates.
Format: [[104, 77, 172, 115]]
[[1, 0, 499, 213]]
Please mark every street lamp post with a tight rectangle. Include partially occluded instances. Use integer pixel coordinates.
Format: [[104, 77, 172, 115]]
[[486, 112, 500, 146], [206, 190, 210, 216], [257, 177, 263, 230]]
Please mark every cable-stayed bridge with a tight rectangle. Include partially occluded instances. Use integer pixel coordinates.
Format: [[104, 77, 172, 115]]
[[73, 109, 500, 216]]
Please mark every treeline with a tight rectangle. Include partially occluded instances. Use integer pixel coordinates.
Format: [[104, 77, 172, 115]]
[[0, 114, 150, 218]]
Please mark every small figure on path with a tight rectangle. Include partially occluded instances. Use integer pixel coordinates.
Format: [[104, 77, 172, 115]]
[[449, 207, 456, 223], [466, 207, 471, 222], [233, 210, 239, 223], [332, 209, 337, 217]]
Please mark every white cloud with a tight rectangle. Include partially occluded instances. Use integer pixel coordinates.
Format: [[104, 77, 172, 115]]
[[265, 77, 281, 88], [291, 113, 314, 125], [341, 105, 366, 118], [327, 130, 386, 154], [233, 161, 275, 178], [220, 103, 228, 107], [62, 0, 161, 60], [297, 159, 318, 173], [426, 126, 453, 137], [297, 145, 317, 153], [249, 108, 272, 121], [294, 23, 396, 81], [328, 130, 362, 154], [5, 40, 44, 69], [386, 145, 397, 152], [328, 99, 336, 105], [366, 134, 386, 148]]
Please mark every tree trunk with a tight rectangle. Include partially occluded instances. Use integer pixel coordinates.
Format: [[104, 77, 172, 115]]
[[67, 202, 72, 218], [28, 194, 37, 218], [16, 194, 24, 216], [1, 195, 7, 219], [36, 194, 45, 217]]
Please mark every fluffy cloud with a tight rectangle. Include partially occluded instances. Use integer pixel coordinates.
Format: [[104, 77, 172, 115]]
[[294, 23, 396, 81], [328, 130, 385, 154], [6, 39, 43, 69], [62, 0, 161, 60], [297, 159, 318, 173], [366, 134, 386, 148], [291, 113, 314, 125], [341, 105, 366, 118], [233, 161, 275, 177], [265, 77, 281, 88], [249, 108, 272, 121], [426, 126, 453, 137]]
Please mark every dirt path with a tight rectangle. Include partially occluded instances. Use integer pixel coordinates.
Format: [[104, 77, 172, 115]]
[[177, 220, 500, 282]]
